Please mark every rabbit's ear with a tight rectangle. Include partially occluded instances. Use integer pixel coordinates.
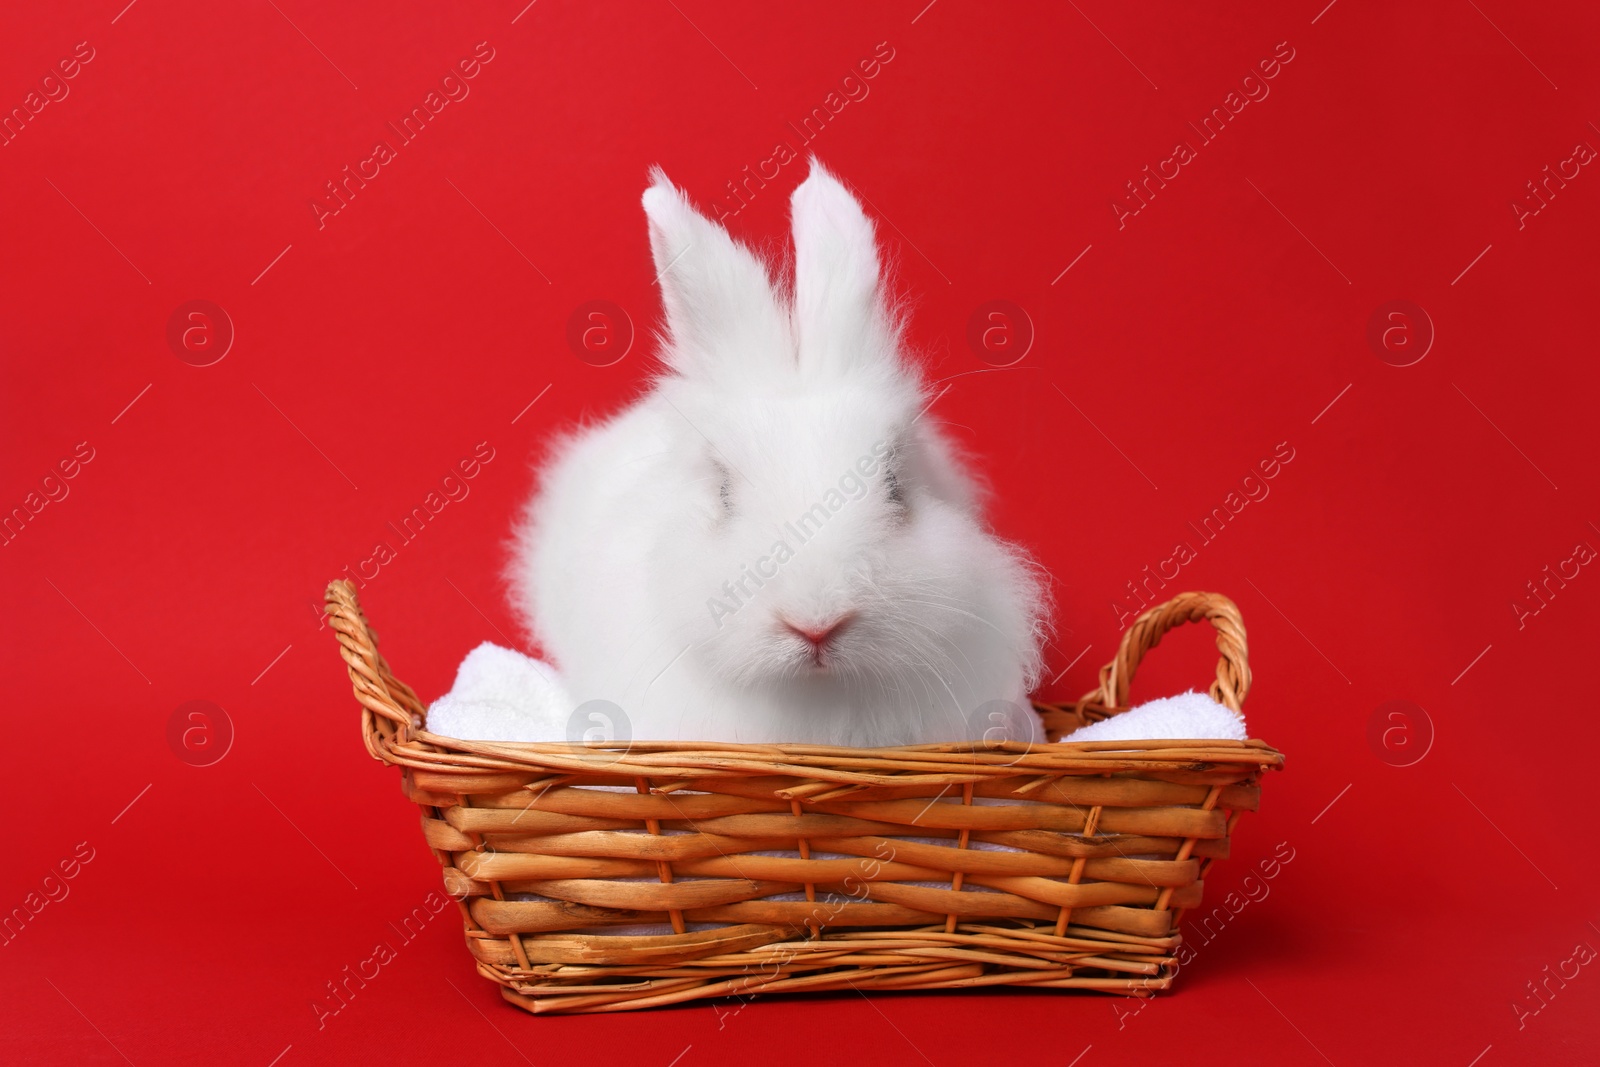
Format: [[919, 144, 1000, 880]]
[[790, 158, 896, 377], [642, 168, 790, 382]]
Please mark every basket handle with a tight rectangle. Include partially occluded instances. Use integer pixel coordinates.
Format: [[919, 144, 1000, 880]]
[[1080, 591, 1251, 714], [324, 580, 426, 732]]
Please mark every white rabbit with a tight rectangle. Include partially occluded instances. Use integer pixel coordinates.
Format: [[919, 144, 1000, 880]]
[[505, 159, 1048, 747]]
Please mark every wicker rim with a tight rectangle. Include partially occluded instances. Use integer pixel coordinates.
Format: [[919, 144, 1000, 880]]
[[1082, 590, 1250, 717]]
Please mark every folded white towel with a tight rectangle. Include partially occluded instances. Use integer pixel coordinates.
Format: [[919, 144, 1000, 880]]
[[1060, 689, 1246, 743], [423, 642, 571, 743]]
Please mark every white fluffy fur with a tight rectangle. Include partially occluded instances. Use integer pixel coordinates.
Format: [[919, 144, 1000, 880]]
[[503, 160, 1049, 747]]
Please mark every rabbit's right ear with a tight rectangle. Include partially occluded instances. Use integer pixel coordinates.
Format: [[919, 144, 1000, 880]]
[[642, 169, 790, 383], [789, 158, 898, 379]]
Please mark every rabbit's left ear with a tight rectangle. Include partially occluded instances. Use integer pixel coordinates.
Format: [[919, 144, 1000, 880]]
[[789, 158, 897, 377]]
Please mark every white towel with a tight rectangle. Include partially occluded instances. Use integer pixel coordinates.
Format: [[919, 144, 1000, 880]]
[[1061, 689, 1246, 742], [422, 642, 571, 743]]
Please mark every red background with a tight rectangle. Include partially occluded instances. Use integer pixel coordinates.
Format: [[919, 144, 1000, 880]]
[[4, 1, 1598, 1064]]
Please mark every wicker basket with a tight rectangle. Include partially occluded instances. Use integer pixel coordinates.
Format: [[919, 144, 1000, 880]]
[[325, 581, 1283, 1014]]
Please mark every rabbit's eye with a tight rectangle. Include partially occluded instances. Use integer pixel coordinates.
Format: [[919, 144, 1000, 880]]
[[884, 466, 906, 508], [711, 460, 734, 515]]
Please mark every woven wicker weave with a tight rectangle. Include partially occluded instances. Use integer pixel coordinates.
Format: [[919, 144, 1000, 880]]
[[325, 581, 1283, 1014]]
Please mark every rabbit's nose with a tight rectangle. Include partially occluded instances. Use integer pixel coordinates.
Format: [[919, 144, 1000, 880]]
[[782, 614, 856, 654]]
